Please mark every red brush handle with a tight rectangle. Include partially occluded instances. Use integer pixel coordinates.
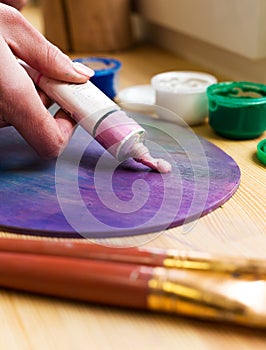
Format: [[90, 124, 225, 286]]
[[0, 237, 166, 266], [0, 250, 152, 308]]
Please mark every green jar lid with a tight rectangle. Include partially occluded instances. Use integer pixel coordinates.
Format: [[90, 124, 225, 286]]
[[257, 139, 266, 165], [207, 82, 266, 139]]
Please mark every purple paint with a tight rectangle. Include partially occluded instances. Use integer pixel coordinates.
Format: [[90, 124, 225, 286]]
[[0, 114, 240, 239]]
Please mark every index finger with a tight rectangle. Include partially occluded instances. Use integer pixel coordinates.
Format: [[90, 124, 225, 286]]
[[0, 37, 73, 158], [0, 4, 94, 83]]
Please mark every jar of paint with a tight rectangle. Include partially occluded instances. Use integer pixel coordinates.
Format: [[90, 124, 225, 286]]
[[207, 81, 266, 139], [73, 57, 121, 100], [257, 139, 266, 165], [151, 71, 217, 126]]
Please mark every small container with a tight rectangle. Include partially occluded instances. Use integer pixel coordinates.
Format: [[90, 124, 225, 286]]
[[257, 139, 266, 165], [73, 57, 121, 99], [207, 81, 266, 139], [151, 71, 217, 125]]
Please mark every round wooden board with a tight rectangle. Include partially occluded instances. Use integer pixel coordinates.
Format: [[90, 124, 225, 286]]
[[0, 113, 240, 239]]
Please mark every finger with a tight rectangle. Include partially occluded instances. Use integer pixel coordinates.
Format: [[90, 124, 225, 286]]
[[0, 36, 72, 158], [0, 5, 94, 82], [54, 108, 77, 143], [36, 87, 52, 108], [42, 98, 77, 142]]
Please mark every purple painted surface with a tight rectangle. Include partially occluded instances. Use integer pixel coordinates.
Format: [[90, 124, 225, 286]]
[[0, 114, 240, 238]]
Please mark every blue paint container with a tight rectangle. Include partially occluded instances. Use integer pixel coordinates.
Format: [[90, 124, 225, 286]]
[[73, 57, 121, 99]]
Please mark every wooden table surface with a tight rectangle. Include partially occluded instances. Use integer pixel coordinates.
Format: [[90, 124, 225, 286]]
[[0, 4, 265, 350]]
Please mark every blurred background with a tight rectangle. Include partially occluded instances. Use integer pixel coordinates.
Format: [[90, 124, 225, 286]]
[[24, 0, 266, 83]]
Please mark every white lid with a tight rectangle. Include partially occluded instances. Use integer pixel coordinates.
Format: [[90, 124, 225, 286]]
[[151, 71, 217, 94]]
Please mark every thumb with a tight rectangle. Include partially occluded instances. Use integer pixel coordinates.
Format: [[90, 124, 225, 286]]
[[1, 5, 94, 82]]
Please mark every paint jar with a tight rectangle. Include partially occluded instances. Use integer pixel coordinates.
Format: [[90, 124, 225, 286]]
[[151, 71, 217, 126], [207, 82, 266, 139], [257, 139, 266, 165], [73, 57, 121, 99]]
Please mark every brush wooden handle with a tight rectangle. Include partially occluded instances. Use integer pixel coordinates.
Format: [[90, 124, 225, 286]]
[[0, 250, 151, 308], [1, 248, 266, 329], [1, 237, 266, 277], [0, 237, 166, 266]]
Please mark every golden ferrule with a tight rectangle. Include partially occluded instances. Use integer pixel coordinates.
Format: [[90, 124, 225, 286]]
[[163, 250, 266, 278], [147, 266, 266, 328]]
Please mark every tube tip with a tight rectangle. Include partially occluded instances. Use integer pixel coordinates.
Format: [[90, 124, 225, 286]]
[[136, 156, 172, 173], [131, 142, 172, 173]]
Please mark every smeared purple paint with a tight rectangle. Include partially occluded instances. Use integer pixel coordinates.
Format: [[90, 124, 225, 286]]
[[0, 114, 240, 239]]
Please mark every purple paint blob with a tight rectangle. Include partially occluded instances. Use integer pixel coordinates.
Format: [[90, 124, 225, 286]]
[[0, 114, 240, 239]]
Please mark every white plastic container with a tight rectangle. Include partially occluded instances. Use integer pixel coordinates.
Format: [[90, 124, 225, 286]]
[[151, 71, 217, 125]]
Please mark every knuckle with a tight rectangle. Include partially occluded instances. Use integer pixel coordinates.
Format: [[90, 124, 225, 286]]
[[45, 43, 61, 67], [0, 4, 23, 28], [41, 43, 72, 76]]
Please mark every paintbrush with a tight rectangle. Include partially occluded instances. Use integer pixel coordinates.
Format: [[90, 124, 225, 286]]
[[0, 236, 266, 278], [0, 248, 266, 328]]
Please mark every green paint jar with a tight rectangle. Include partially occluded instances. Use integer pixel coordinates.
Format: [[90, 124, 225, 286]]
[[207, 82, 266, 139], [257, 139, 266, 165]]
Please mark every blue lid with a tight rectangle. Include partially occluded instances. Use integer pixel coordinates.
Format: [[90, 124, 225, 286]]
[[73, 57, 122, 99], [73, 57, 121, 76]]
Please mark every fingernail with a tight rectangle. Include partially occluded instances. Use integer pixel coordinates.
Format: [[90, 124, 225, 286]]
[[72, 62, 95, 77]]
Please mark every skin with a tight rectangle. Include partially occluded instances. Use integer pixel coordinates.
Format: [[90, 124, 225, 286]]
[[0, 2, 94, 158]]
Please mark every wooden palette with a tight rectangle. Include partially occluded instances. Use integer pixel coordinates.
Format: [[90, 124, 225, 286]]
[[0, 113, 240, 239]]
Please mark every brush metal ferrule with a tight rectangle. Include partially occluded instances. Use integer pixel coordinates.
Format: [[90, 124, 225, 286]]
[[147, 267, 266, 328]]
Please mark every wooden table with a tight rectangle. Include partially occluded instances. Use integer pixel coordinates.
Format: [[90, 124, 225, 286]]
[[0, 4, 265, 350]]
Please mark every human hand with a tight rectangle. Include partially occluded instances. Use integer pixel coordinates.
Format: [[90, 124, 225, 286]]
[[0, 4, 94, 158]]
